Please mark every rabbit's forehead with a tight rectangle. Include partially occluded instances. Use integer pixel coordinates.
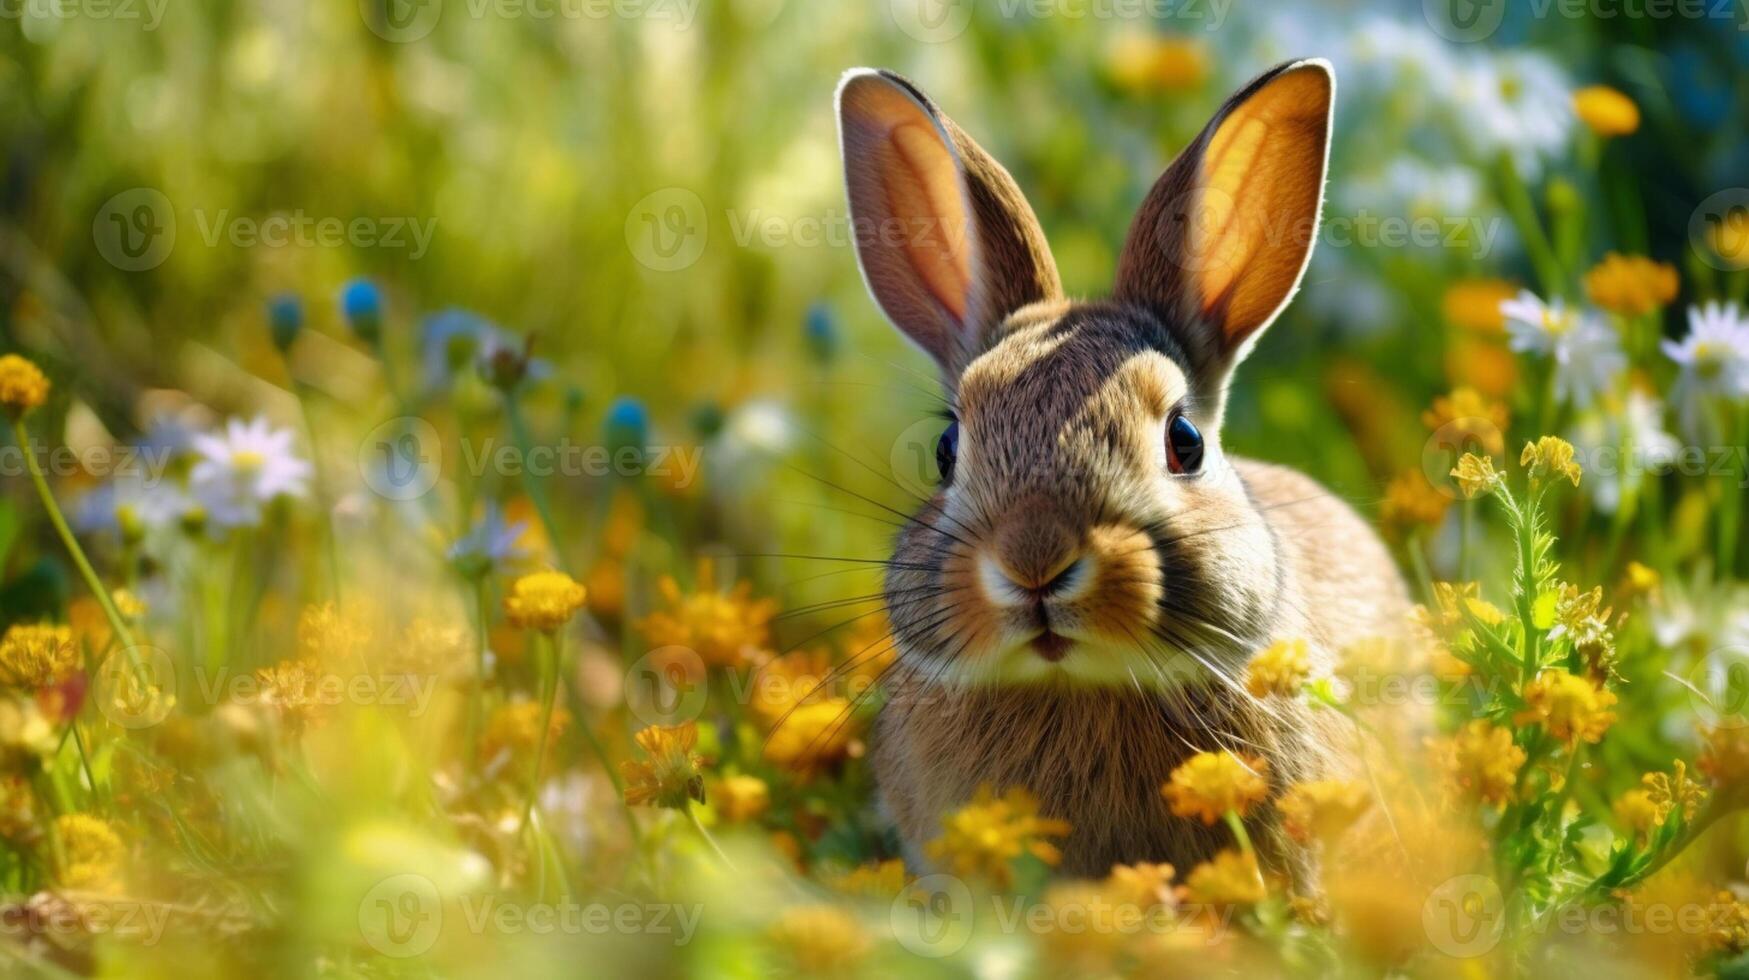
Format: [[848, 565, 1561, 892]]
[[956, 315, 1188, 426]]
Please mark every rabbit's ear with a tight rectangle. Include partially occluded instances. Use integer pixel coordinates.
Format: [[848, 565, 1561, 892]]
[[1114, 59, 1333, 375], [837, 69, 1061, 373]]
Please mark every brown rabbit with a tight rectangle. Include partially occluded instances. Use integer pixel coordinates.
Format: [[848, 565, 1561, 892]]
[[835, 60, 1411, 878]]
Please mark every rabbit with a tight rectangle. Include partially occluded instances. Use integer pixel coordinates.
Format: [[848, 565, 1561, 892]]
[[834, 59, 1413, 880]]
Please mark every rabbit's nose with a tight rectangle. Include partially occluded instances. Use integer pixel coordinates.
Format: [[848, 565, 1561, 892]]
[[981, 515, 1085, 607]]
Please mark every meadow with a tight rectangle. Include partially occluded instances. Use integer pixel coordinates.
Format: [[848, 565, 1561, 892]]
[[1, 0, 1749, 975]]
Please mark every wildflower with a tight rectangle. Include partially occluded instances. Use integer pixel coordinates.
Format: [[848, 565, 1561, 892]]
[[803, 302, 840, 364], [1422, 581, 1509, 631], [503, 571, 586, 632], [54, 813, 124, 891], [1698, 726, 1749, 785], [1568, 391, 1680, 514], [1619, 561, 1660, 602], [749, 648, 834, 730], [0, 625, 79, 690], [1442, 279, 1516, 334], [449, 502, 530, 579], [1380, 470, 1450, 537], [1106, 861, 1177, 910], [712, 774, 770, 823], [1516, 669, 1617, 743], [1521, 436, 1582, 487], [638, 561, 777, 669], [189, 417, 311, 529], [1612, 788, 1664, 844], [1448, 50, 1573, 177], [388, 617, 469, 678], [1501, 291, 1625, 407], [1450, 453, 1500, 499], [1429, 720, 1525, 807], [603, 396, 650, 456], [1703, 892, 1749, 956], [621, 722, 705, 809], [766, 905, 871, 972], [1422, 387, 1509, 459], [0, 354, 50, 418], [481, 700, 570, 765], [1446, 337, 1519, 400], [339, 277, 383, 344], [1106, 34, 1208, 94], [1244, 639, 1310, 698], [1572, 85, 1639, 137], [266, 293, 303, 351], [0, 697, 58, 769], [1584, 253, 1676, 315], [475, 329, 539, 392], [825, 859, 909, 900], [1162, 750, 1270, 825], [1662, 302, 1749, 436], [925, 785, 1070, 887], [1643, 761, 1706, 822], [1277, 780, 1372, 844], [251, 659, 328, 734], [296, 601, 374, 663], [1181, 849, 1265, 906], [1551, 583, 1617, 679], [762, 698, 858, 777]]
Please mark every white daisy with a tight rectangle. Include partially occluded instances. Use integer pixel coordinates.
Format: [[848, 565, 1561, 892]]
[[1447, 50, 1573, 177], [1501, 290, 1581, 356], [1568, 391, 1680, 514], [1662, 301, 1749, 437], [188, 417, 311, 528], [1552, 318, 1626, 408]]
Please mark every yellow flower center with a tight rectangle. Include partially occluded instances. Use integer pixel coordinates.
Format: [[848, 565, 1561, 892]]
[[232, 449, 266, 471], [1540, 309, 1574, 336]]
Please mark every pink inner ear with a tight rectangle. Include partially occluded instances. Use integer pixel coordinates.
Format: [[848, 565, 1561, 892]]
[[885, 122, 971, 323]]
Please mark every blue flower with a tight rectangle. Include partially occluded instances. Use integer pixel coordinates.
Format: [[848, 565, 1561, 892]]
[[421, 308, 493, 390], [604, 396, 649, 456], [267, 293, 303, 351], [339, 278, 384, 342], [804, 302, 839, 363], [448, 502, 530, 578]]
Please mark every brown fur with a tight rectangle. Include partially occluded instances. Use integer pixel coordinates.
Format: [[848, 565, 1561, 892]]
[[835, 61, 1410, 878]]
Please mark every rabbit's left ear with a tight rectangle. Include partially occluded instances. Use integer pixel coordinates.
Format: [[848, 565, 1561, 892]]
[[1114, 60, 1334, 375]]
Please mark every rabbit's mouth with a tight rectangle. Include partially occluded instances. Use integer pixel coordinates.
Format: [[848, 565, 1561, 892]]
[[1029, 630, 1073, 662]]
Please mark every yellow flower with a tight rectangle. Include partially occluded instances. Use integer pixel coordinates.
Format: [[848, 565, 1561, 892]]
[[0, 354, 49, 418], [924, 785, 1071, 888], [1445, 337, 1519, 400], [712, 774, 769, 823], [1643, 760, 1706, 822], [1422, 387, 1509, 458], [1584, 253, 1677, 315], [0, 624, 79, 690], [1106, 35, 1208, 94], [1244, 639, 1311, 698], [762, 699, 858, 778], [1450, 452, 1500, 499], [1698, 726, 1749, 785], [54, 813, 124, 892], [825, 859, 909, 900], [766, 904, 871, 972], [481, 699, 571, 764], [620, 722, 704, 809], [1516, 669, 1616, 744], [1277, 780, 1372, 845], [503, 571, 587, 632], [748, 648, 833, 730], [1612, 789, 1664, 844], [1105, 861, 1177, 910], [1572, 85, 1640, 137], [1162, 750, 1269, 825], [1423, 581, 1509, 629], [296, 601, 374, 663], [1521, 437, 1582, 487], [1428, 720, 1525, 807], [1705, 892, 1749, 956], [251, 659, 329, 734], [1619, 561, 1661, 602], [1181, 849, 1265, 906], [638, 560, 777, 668], [1707, 203, 1749, 269], [1380, 470, 1451, 535], [1442, 279, 1517, 334]]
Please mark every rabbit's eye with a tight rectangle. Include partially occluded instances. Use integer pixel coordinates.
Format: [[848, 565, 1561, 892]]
[[935, 420, 960, 484], [1166, 414, 1203, 474]]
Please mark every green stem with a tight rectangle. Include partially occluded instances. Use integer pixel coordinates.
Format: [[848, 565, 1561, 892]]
[[1496, 155, 1564, 297], [466, 577, 490, 775], [685, 806, 735, 870], [502, 394, 568, 571], [522, 630, 561, 830], [13, 419, 145, 680]]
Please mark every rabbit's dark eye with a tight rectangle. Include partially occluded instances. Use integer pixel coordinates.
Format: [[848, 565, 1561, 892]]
[[935, 420, 960, 484], [1166, 414, 1203, 474]]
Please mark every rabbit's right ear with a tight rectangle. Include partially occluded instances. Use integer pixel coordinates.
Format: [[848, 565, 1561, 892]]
[[837, 69, 1062, 374]]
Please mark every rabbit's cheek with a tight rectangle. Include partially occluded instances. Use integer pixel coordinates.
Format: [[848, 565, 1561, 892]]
[[1068, 524, 1164, 639]]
